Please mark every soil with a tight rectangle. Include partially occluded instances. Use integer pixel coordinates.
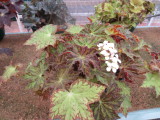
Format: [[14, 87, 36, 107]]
[[0, 34, 49, 120], [0, 28, 159, 120]]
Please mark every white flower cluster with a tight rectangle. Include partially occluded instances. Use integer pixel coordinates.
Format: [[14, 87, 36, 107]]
[[97, 41, 121, 73]]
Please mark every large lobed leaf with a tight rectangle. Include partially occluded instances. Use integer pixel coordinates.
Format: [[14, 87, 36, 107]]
[[50, 79, 105, 120], [142, 72, 160, 97], [46, 68, 78, 90], [90, 88, 122, 120], [65, 45, 100, 76], [66, 25, 83, 34], [24, 25, 58, 50]]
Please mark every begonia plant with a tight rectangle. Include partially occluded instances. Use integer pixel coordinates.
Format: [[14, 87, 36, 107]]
[[23, 21, 160, 119], [21, 0, 75, 31], [0, 0, 23, 28], [0, 0, 23, 40], [90, 0, 155, 30]]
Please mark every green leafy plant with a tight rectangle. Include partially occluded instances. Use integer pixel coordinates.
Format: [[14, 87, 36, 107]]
[[22, 0, 159, 119], [21, 0, 75, 30], [90, 0, 155, 30], [0, 0, 23, 28], [23, 21, 159, 119], [0, 0, 23, 40]]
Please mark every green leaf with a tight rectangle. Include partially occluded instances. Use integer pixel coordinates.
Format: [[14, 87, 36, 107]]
[[24, 25, 58, 50], [120, 96, 132, 116], [24, 56, 48, 91], [66, 25, 83, 34], [73, 35, 101, 48], [90, 67, 115, 85], [35, 52, 47, 64], [50, 79, 105, 120], [116, 81, 131, 96], [116, 81, 131, 116], [133, 40, 149, 51], [130, 5, 144, 13], [90, 88, 122, 120], [142, 72, 160, 97], [2, 65, 19, 81], [130, 0, 144, 6], [81, 23, 107, 37], [130, 0, 145, 13]]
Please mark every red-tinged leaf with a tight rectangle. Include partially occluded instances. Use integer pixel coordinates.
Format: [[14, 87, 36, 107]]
[[149, 60, 160, 72], [90, 87, 122, 120], [106, 25, 127, 41], [124, 72, 133, 83], [65, 45, 101, 76], [132, 34, 140, 42], [151, 52, 160, 60], [111, 35, 124, 43], [87, 17, 93, 23], [45, 68, 78, 90]]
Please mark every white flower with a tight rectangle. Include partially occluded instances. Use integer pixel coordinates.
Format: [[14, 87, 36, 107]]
[[98, 40, 121, 73], [109, 48, 117, 54], [105, 56, 110, 60], [97, 43, 104, 48], [105, 61, 112, 66], [111, 57, 118, 63], [117, 59, 121, 63], [112, 68, 117, 73], [115, 54, 118, 58], [103, 45, 109, 50], [107, 43, 114, 48], [98, 47, 102, 50], [106, 67, 112, 72], [106, 66, 118, 73], [113, 55, 121, 63], [103, 41, 108, 45], [100, 50, 110, 56], [110, 53, 115, 58], [113, 63, 119, 69], [106, 62, 119, 73]]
